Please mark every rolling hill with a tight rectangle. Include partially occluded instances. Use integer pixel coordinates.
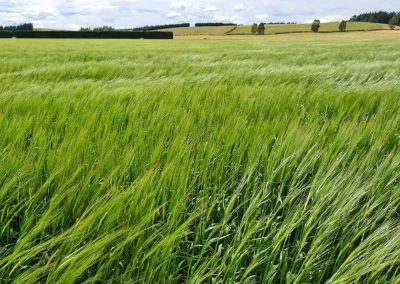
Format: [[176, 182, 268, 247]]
[[157, 22, 392, 36], [229, 22, 391, 35]]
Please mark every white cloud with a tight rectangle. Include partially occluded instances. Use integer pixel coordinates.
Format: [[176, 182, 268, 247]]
[[213, 15, 242, 23], [256, 14, 269, 20], [318, 15, 346, 23], [233, 4, 245, 12], [169, 1, 192, 10], [165, 11, 181, 18], [204, 6, 217, 12]]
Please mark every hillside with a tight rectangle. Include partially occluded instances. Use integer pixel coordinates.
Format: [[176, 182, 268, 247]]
[[157, 22, 391, 37], [229, 22, 391, 35]]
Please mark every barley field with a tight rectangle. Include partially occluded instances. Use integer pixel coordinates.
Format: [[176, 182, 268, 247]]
[[1, 33, 400, 283]]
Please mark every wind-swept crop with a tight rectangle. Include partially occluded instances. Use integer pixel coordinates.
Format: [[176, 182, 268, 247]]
[[0, 36, 399, 283]]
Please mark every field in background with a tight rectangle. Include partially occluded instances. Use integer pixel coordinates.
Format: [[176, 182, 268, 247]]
[[156, 25, 236, 36], [230, 21, 391, 35], [1, 34, 400, 283], [173, 30, 400, 40], [158, 22, 391, 36]]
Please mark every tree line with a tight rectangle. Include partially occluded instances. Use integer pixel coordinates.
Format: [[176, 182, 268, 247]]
[[268, 22, 297, 25], [311, 20, 348, 32], [132, 23, 190, 31], [80, 26, 115, 32], [80, 24, 191, 32], [195, 23, 237, 27], [0, 30, 173, 39], [350, 11, 400, 24], [0, 23, 33, 31], [80, 23, 237, 31], [250, 20, 349, 34]]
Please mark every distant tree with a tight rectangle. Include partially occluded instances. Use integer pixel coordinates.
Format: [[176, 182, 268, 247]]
[[132, 23, 190, 31], [339, 20, 347, 32], [388, 15, 400, 30], [195, 23, 237, 27], [0, 23, 33, 31], [80, 26, 115, 32], [350, 11, 398, 24], [93, 26, 115, 31], [257, 23, 265, 35], [311, 20, 320, 32], [251, 23, 258, 34]]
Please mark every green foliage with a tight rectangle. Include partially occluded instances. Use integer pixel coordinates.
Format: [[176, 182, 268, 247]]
[[350, 11, 400, 24], [5, 31, 173, 39], [311, 20, 321, 32], [251, 23, 258, 34], [80, 26, 115, 32], [133, 23, 190, 31], [257, 23, 266, 34], [195, 23, 237, 27], [389, 15, 400, 29], [339, 20, 347, 32], [0, 23, 33, 31], [0, 37, 400, 283], [0, 31, 13, 38], [230, 22, 390, 35]]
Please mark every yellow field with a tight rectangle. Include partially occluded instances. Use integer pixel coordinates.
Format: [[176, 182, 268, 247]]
[[174, 30, 400, 41], [158, 22, 394, 38], [229, 22, 391, 35]]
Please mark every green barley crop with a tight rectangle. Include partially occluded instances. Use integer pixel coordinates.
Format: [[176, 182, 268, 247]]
[[0, 36, 400, 283]]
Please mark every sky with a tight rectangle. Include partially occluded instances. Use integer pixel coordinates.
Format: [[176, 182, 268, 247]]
[[0, 0, 399, 30]]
